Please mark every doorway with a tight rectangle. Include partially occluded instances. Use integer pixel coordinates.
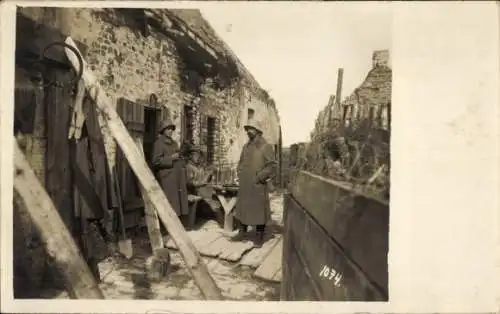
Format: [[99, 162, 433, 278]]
[[143, 106, 161, 166], [182, 105, 194, 145]]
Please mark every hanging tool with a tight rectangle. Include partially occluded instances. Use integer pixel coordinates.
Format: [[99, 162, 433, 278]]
[[68, 78, 86, 140], [113, 168, 133, 259]]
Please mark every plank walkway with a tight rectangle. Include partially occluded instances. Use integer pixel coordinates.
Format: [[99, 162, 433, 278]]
[[253, 238, 283, 283], [164, 220, 283, 282]]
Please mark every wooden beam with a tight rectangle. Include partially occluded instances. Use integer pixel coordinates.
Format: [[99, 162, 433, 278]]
[[13, 140, 104, 299], [133, 137, 164, 253], [63, 36, 222, 300]]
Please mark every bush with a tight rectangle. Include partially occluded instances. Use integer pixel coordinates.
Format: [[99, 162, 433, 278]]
[[299, 118, 390, 199]]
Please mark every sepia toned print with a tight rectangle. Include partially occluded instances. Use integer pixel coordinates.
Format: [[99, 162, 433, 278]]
[[12, 5, 390, 302]]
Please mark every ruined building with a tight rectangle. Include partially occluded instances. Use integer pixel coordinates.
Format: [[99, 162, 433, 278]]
[[312, 50, 391, 139], [303, 50, 391, 182], [13, 7, 281, 296]]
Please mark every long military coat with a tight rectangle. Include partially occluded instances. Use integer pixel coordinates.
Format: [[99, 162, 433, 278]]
[[152, 134, 189, 216], [234, 135, 277, 226]]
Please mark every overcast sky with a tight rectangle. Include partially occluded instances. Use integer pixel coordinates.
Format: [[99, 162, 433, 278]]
[[200, 3, 392, 146]]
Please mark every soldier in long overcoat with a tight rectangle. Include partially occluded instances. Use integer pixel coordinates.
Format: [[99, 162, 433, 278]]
[[232, 119, 277, 247], [152, 118, 189, 217]]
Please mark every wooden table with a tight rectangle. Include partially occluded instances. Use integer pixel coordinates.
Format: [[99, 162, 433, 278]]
[[213, 185, 239, 232]]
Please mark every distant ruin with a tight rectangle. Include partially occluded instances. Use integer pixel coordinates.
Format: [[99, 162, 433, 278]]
[[287, 50, 391, 198]]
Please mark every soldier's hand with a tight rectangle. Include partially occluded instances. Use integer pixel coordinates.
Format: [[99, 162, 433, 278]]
[[171, 152, 180, 159]]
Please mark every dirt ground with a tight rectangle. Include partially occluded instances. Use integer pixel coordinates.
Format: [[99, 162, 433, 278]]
[[41, 191, 284, 300]]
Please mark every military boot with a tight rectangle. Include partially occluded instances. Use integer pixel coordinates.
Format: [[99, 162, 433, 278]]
[[230, 225, 248, 242], [253, 231, 265, 248]]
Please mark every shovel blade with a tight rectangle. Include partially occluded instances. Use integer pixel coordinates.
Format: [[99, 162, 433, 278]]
[[118, 239, 133, 259]]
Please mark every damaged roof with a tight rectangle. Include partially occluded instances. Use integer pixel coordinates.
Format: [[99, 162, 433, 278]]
[[167, 9, 272, 101]]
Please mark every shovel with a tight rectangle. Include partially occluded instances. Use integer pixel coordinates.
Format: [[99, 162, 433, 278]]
[[113, 168, 133, 259]]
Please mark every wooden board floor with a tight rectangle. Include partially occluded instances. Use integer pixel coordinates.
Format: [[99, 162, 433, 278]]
[[164, 220, 283, 281], [253, 238, 283, 283]]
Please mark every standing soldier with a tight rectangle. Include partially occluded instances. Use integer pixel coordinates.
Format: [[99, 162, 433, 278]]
[[152, 118, 189, 218], [232, 119, 277, 247]]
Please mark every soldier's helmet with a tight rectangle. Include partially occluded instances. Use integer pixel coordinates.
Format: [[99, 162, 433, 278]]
[[158, 118, 176, 133], [244, 119, 264, 134]]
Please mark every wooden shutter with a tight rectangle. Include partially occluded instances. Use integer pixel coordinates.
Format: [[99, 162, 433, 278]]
[[116, 97, 145, 209], [45, 70, 74, 232], [181, 105, 194, 144], [198, 113, 206, 156]]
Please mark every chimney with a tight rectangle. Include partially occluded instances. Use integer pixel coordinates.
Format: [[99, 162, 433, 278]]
[[335, 68, 343, 106], [328, 95, 336, 107], [327, 95, 335, 123], [372, 50, 390, 68]]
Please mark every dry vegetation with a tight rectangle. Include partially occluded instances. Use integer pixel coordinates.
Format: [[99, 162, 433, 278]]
[[286, 117, 390, 200]]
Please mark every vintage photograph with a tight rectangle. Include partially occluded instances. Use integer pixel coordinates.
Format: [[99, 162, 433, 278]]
[[11, 4, 391, 302]]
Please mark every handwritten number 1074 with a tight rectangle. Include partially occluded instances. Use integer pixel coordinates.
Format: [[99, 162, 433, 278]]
[[319, 265, 343, 287]]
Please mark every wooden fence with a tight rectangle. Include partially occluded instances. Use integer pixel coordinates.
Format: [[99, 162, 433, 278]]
[[281, 171, 389, 301]]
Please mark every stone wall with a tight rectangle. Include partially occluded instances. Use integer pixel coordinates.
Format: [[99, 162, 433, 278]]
[[17, 7, 281, 171], [171, 9, 281, 164]]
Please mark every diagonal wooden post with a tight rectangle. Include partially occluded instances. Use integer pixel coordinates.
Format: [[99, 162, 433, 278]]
[[63, 37, 222, 300], [133, 137, 164, 254], [13, 140, 104, 299]]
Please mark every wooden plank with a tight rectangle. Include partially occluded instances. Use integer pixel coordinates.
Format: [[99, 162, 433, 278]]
[[64, 37, 222, 300], [85, 98, 110, 217], [165, 237, 177, 250], [253, 238, 283, 282], [200, 219, 220, 231], [165, 229, 209, 250], [271, 265, 282, 282], [133, 135, 165, 254], [280, 194, 291, 300], [287, 193, 387, 301], [27, 73, 46, 183], [290, 196, 327, 299], [45, 70, 73, 232], [288, 243, 319, 301], [204, 257, 220, 272], [116, 98, 129, 201], [240, 235, 281, 268], [193, 230, 223, 252], [289, 220, 324, 300], [13, 141, 104, 299], [291, 170, 389, 207], [218, 241, 254, 262], [289, 170, 389, 291], [199, 235, 229, 257]]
